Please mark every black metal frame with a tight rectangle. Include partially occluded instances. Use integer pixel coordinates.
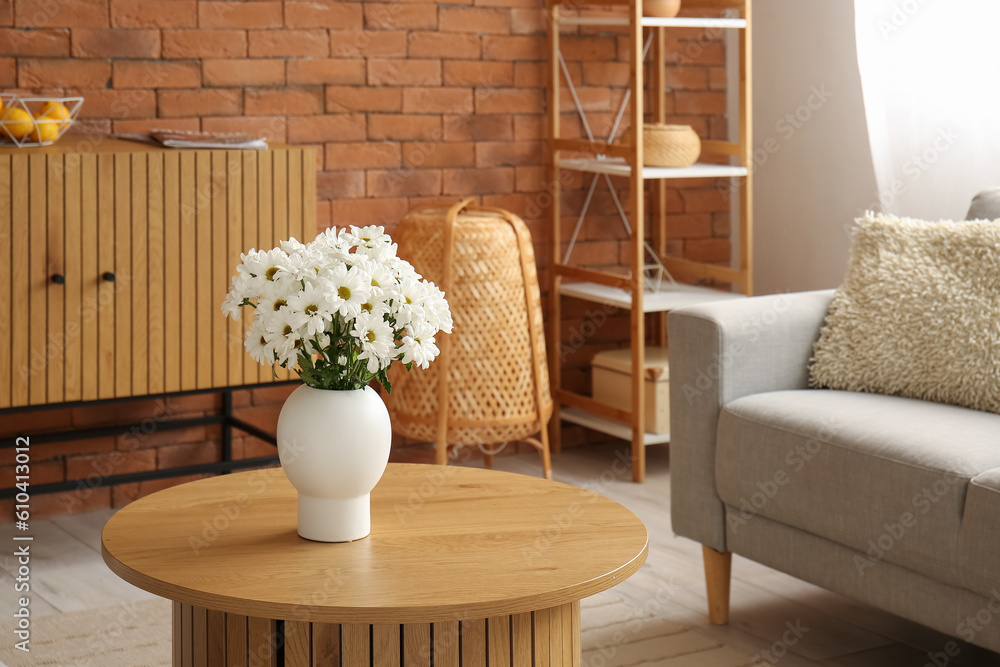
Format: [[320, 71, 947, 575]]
[[0, 382, 299, 499]]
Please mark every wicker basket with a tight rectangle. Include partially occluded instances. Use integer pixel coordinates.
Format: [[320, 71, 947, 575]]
[[642, 124, 701, 167], [385, 199, 553, 477]]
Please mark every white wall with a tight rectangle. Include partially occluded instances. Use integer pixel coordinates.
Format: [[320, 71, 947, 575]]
[[751, 0, 878, 295]]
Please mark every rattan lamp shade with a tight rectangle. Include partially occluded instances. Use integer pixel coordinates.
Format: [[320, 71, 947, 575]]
[[386, 199, 553, 478]]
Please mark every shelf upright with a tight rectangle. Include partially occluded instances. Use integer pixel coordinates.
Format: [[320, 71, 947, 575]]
[[548, 0, 753, 483]]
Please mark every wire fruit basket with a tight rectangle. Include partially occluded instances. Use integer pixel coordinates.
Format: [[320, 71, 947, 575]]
[[0, 95, 83, 147]]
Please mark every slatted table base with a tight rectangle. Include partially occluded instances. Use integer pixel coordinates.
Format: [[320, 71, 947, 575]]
[[172, 601, 581, 667]]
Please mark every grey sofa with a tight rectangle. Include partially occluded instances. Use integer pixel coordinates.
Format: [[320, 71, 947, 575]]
[[667, 290, 1000, 652]]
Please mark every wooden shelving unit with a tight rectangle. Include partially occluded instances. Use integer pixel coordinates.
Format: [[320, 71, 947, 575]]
[[547, 0, 753, 482]]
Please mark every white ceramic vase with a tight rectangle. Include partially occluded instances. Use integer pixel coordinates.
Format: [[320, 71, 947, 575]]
[[276, 384, 392, 542]]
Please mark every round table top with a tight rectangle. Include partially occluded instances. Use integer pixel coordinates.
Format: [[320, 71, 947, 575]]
[[102, 464, 648, 624]]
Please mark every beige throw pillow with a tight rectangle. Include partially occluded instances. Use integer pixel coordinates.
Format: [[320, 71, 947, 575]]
[[809, 211, 1000, 414]]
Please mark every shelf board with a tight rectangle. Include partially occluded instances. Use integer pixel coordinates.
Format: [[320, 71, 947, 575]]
[[558, 16, 746, 29], [559, 281, 744, 312], [559, 157, 748, 180], [560, 407, 670, 446]]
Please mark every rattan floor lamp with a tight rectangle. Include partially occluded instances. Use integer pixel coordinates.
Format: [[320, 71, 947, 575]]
[[385, 198, 553, 479]]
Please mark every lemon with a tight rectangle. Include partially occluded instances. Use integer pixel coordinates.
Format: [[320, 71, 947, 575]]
[[38, 100, 70, 122], [2, 108, 33, 140], [28, 119, 60, 144]]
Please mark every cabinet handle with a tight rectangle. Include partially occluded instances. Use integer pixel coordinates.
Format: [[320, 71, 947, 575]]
[[102, 272, 116, 283], [51, 274, 65, 285]]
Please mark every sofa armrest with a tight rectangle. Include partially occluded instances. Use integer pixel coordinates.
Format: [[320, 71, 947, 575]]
[[667, 289, 835, 551]]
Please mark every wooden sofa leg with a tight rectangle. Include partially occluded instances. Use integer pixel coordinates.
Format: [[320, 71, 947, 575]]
[[702, 546, 732, 625]]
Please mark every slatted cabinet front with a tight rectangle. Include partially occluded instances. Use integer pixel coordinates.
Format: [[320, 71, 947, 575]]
[[0, 144, 317, 409]]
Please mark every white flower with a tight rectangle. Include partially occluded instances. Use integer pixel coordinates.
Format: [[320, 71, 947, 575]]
[[346, 225, 391, 248], [244, 317, 275, 365], [423, 282, 453, 334], [399, 322, 440, 369], [287, 284, 335, 336], [393, 276, 429, 327], [326, 264, 371, 320], [222, 273, 254, 321], [264, 310, 309, 366], [351, 312, 395, 373]]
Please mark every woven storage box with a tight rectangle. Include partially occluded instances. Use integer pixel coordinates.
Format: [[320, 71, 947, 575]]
[[642, 124, 701, 168], [386, 199, 553, 460], [592, 347, 670, 434]]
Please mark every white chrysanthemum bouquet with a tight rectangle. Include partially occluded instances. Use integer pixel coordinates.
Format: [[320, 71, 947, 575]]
[[221, 225, 452, 392]]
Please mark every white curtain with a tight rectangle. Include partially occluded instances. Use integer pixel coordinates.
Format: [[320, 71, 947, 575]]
[[854, 0, 1000, 220]]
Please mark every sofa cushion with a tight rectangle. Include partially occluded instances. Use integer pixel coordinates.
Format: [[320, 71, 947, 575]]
[[958, 468, 1000, 596], [967, 187, 1000, 220], [716, 389, 1000, 591], [808, 212, 1000, 416]]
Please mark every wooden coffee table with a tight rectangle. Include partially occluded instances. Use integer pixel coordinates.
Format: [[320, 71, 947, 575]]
[[102, 463, 648, 667]]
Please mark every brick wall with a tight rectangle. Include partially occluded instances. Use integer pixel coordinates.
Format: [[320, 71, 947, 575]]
[[0, 0, 730, 518]]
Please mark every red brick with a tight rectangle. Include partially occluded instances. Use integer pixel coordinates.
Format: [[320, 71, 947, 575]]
[[369, 114, 441, 141], [581, 62, 629, 87], [157, 441, 222, 469], [114, 117, 201, 133], [684, 238, 730, 263], [199, 1, 282, 28], [512, 61, 544, 87], [443, 167, 513, 195], [0, 460, 62, 488], [117, 425, 210, 451], [202, 115, 287, 142], [368, 58, 440, 86], [510, 8, 544, 34], [19, 58, 110, 88], [475, 0, 535, 7], [72, 28, 160, 58], [681, 189, 729, 213], [0, 27, 68, 56], [442, 114, 511, 141], [331, 30, 406, 58], [203, 59, 284, 87], [162, 29, 246, 58], [364, 4, 436, 30], [0, 57, 14, 86], [402, 142, 474, 168], [367, 169, 441, 198], [475, 140, 542, 167], [475, 88, 542, 114], [329, 197, 409, 226], [443, 60, 512, 87], [676, 91, 726, 115], [326, 86, 401, 113], [708, 66, 726, 91], [245, 87, 322, 116], [439, 7, 509, 34], [482, 35, 544, 61], [407, 31, 479, 59], [560, 36, 616, 61], [15, 0, 107, 28], [111, 0, 196, 28], [76, 88, 157, 119], [249, 29, 328, 58], [287, 114, 366, 143], [665, 66, 709, 90], [316, 200, 332, 230], [401, 87, 472, 115], [0, 1, 10, 26], [114, 60, 201, 88], [317, 170, 365, 199], [287, 59, 364, 85], [159, 88, 241, 117], [287, 2, 363, 29], [66, 448, 155, 481], [559, 86, 614, 112], [325, 142, 399, 170], [513, 114, 542, 140]]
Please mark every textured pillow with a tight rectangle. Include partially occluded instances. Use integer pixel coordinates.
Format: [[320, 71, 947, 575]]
[[809, 212, 1000, 414]]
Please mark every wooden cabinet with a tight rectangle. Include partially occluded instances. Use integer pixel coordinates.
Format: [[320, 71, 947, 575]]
[[0, 139, 317, 409]]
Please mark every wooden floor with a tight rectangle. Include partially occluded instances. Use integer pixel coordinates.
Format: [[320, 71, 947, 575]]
[[3, 442, 1000, 667]]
